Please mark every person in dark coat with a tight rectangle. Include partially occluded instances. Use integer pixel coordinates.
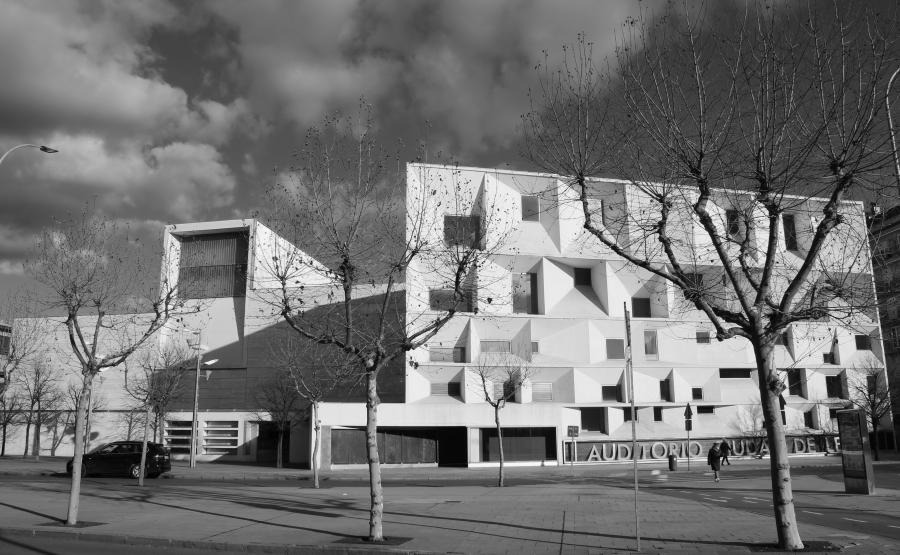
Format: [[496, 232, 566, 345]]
[[707, 444, 722, 482], [719, 439, 732, 465]]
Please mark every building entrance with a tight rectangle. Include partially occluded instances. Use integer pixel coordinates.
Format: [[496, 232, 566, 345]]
[[256, 422, 290, 464]]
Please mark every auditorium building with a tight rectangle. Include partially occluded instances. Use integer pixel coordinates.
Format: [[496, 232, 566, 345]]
[[6, 164, 891, 466]]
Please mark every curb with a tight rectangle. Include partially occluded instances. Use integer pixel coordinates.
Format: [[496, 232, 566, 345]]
[[0, 526, 444, 555]]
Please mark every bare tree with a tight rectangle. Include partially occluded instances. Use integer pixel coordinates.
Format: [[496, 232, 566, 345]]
[[255, 369, 303, 469], [17, 358, 63, 460], [848, 356, 893, 461], [522, 3, 897, 549], [124, 341, 189, 486], [25, 206, 192, 525], [469, 352, 532, 487], [270, 336, 355, 487], [0, 392, 24, 456], [260, 106, 503, 541], [1, 295, 45, 455]]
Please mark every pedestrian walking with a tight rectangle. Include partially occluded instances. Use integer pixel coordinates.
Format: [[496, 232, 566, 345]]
[[707, 443, 721, 482], [719, 439, 732, 465]]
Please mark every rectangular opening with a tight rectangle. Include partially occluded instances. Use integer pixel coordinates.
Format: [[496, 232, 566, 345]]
[[531, 341, 539, 354], [601, 385, 621, 402], [855, 334, 872, 350], [178, 231, 249, 299], [825, 374, 843, 398], [432, 382, 462, 397], [429, 347, 466, 363], [691, 387, 704, 400], [580, 407, 607, 433], [532, 382, 553, 402], [480, 340, 511, 353], [659, 379, 672, 402], [697, 406, 715, 414], [786, 368, 806, 397], [623, 407, 636, 422], [822, 352, 835, 364], [696, 331, 711, 344], [631, 297, 651, 318], [606, 339, 625, 360], [726, 209, 741, 238], [513, 272, 539, 314], [803, 410, 815, 428], [574, 267, 592, 287], [429, 288, 474, 312], [653, 407, 663, 422], [783, 214, 798, 251], [444, 215, 482, 249], [521, 195, 540, 222], [643, 330, 658, 360], [719, 368, 752, 379]]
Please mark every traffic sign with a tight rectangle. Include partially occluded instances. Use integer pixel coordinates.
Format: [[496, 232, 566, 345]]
[[567, 425, 579, 438]]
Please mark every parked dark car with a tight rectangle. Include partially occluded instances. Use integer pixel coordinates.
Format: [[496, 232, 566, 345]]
[[66, 441, 171, 479]]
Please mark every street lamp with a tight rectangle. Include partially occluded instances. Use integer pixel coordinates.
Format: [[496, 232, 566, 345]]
[[0, 144, 58, 167], [188, 331, 217, 468]]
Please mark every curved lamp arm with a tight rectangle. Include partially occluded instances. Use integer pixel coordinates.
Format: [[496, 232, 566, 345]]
[[0, 144, 58, 167]]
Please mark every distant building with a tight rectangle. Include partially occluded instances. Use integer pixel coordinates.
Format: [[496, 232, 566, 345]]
[[5, 164, 891, 465]]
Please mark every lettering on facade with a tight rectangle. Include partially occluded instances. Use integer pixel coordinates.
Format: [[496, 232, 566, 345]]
[[572, 435, 840, 462]]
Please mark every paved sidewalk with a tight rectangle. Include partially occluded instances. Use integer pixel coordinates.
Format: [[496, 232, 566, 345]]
[[1, 455, 899, 553]]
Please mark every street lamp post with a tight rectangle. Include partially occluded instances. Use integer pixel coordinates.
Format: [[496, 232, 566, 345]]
[[0, 144, 58, 167], [188, 331, 217, 469]]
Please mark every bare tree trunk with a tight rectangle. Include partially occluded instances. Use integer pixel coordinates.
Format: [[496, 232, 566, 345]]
[[495, 405, 504, 487], [157, 413, 165, 445], [2, 421, 8, 455], [276, 428, 284, 469], [138, 404, 151, 486], [23, 415, 31, 457], [871, 422, 880, 462], [66, 379, 93, 526], [32, 404, 41, 461], [755, 342, 803, 550], [312, 401, 321, 489], [365, 369, 383, 542]]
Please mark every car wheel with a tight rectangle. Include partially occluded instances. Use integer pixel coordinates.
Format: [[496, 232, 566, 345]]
[[128, 464, 142, 479]]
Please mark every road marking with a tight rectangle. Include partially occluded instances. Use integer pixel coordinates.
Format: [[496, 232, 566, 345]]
[[744, 497, 766, 501], [842, 518, 866, 523], [889, 525, 900, 530], [803, 511, 823, 516], [709, 498, 729, 502]]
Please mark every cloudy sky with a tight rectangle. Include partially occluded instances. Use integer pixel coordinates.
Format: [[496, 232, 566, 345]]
[[0, 0, 659, 298]]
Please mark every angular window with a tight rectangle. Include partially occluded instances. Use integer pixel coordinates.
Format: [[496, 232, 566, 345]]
[[574, 267, 592, 287], [786, 368, 806, 397], [430, 382, 462, 396], [659, 379, 672, 402], [532, 382, 553, 402], [644, 330, 658, 360], [444, 215, 482, 249], [822, 352, 835, 364], [178, 232, 248, 299], [697, 405, 715, 414], [623, 407, 637, 422], [601, 385, 621, 402], [855, 334, 872, 350], [696, 331, 711, 344], [429, 347, 466, 363], [580, 407, 607, 433], [726, 209, 741, 239], [632, 297, 651, 318], [783, 214, 798, 251], [481, 340, 511, 353], [691, 387, 704, 400], [531, 341, 540, 354], [867, 374, 878, 394], [512, 272, 539, 314], [606, 339, 625, 360], [521, 196, 540, 222], [429, 288, 474, 312], [803, 410, 815, 429], [825, 374, 843, 398], [653, 407, 663, 422], [719, 368, 752, 379]]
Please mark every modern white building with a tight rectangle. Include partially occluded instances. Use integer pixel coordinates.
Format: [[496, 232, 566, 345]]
[[4, 164, 890, 466]]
